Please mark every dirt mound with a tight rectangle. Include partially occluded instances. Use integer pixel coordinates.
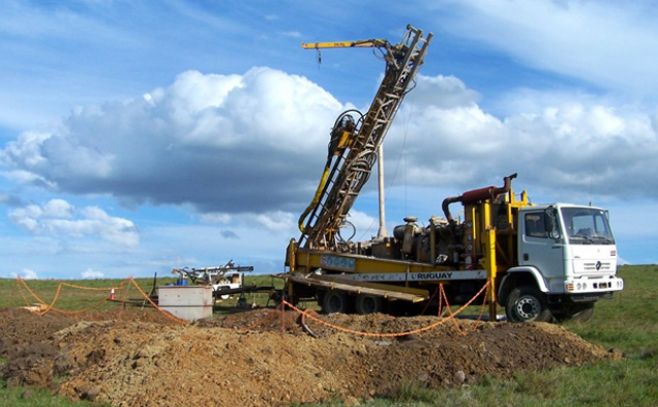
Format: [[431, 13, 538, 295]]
[[1, 308, 617, 406], [198, 308, 304, 334], [0, 308, 178, 389]]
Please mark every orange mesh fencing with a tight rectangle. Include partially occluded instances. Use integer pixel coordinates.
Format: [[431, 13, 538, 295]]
[[281, 280, 490, 338], [14, 277, 187, 325], [15, 276, 493, 333]]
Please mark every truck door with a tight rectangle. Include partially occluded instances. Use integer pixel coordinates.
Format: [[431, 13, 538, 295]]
[[519, 210, 565, 292]]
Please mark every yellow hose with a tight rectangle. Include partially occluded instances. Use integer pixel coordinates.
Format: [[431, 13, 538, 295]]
[[298, 164, 331, 233]]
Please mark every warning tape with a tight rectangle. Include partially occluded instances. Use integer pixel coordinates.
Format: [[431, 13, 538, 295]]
[[16, 277, 131, 316], [438, 282, 490, 334], [282, 280, 490, 338], [128, 278, 187, 325], [15, 277, 32, 307], [37, 283, 63, 315], [437, 284, 467, 335], [60, 282, 119, 291], [16, 277, 49, 305], [14, 277, 186, 325], [470, 283, 490, 331]]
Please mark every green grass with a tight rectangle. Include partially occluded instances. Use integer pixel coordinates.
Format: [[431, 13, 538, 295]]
[[356, 265, 658, 407], [361, 357, 658, 407], [0, 379, 106, 407], [564, 265, 658, 354], [0, 277, 174, 311], [0, 274, 285, 312], [1, 266, 656, 406]]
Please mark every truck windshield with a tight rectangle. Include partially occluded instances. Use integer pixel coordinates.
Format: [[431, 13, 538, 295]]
[[560, 207, 615, 245]]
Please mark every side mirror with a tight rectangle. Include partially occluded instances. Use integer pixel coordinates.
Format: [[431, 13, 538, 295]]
[[544, 207, 561, 241]]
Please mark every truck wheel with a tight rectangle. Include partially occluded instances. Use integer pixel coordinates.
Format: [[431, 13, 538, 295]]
[[506, 286, 552, 323], [321, 290, 349, 314], [355, 294, 383, 315]]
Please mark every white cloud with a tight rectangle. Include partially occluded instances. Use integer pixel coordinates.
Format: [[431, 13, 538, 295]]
[[43, 199, 73, 218], [9, 199, 139, 247], [430, 0, 658, 94], [199, 212, 232, 224], [347, 209, 375, 229], [81, 268, 104, 279], [2, 69, 657, 220], [1, 131, 50, 167], [348, 210, 379, 240], [1, 67, 345, 213], [386, 74, 658, 199], [255, 211, 296, 233], [1, 169, 55, 188], [13, 268, 38, 280]]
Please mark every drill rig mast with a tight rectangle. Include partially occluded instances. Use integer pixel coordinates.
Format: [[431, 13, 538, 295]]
[[297, 25, 433, 249]]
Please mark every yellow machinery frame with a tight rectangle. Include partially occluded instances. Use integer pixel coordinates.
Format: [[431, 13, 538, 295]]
[[287, 187, 531, 320]]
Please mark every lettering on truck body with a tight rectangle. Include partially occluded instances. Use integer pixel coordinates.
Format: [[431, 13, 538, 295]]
[[343, 270, 487, 282]]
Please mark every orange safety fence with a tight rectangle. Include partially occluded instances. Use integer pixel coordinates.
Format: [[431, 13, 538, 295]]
[[37, 283, 63, 315], [15, 277, 493, 334], [60, 282, 119, 291], [437, 284, 467, 335], [16, 276, 130, 316], [470, 282, 491, 330], [15, 277, 33, 308], [56, 279, 131, 316], [281, 280, 490, 338], [437, 282, 490, 334], [16, 276, 49, 305], [128, 278, 187, 325], [14, 277, 187, 325]]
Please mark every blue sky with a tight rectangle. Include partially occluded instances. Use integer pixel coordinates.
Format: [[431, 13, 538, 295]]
[[2, 0, 658, 279]]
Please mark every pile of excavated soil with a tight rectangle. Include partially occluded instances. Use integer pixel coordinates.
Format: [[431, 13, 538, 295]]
[[0, 308, 178, 391], [1, 308, 618, 406]]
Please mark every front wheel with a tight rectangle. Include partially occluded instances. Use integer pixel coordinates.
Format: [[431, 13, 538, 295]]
[[505, 286, 553, 323]]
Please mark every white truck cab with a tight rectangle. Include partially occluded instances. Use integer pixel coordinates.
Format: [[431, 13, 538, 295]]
[[502, 203, 623, 322]]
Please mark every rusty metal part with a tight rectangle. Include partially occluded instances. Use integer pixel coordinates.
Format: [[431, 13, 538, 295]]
[[442, 173, 517, 223]]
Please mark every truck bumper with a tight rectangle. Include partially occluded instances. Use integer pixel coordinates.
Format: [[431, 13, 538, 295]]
[[564, 276, 624, 295]]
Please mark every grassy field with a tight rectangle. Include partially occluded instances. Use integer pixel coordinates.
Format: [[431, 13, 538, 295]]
[[362, 264, 658, 407], [0, 274, 283, 312], [1, 265, 656, 406]]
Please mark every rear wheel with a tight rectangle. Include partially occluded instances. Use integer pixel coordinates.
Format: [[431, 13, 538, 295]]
[[355, 294, 383, 315], [506, 286, 553, 322], [321, 290, 350, 314]]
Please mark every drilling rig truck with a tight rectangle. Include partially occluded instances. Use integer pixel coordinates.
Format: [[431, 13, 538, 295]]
[[283, 25, 624, 322]]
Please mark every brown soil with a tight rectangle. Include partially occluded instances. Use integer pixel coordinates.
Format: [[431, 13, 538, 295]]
[[0, 307, 618, 406]]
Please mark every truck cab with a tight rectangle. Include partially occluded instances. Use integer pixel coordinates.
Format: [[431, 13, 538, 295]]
[[501, 204, 624, 322]]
